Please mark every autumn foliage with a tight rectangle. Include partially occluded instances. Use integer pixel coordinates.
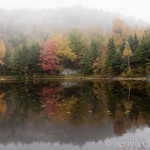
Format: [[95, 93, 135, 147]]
[[40, 85, 62, 117], [0, 17, 149, 77], [39, 39, 60, 74], [0, 43, 6, 65]]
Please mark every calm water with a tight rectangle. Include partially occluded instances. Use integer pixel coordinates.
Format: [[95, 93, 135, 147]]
[[0, 80, 149, 150]]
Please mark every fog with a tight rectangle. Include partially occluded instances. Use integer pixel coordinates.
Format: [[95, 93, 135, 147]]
[[0, 0, 149, 37], [0, 6, 147, 39], [0, 0, 150, 22]]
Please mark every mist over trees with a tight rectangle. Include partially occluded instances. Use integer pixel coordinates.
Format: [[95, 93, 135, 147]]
[[0, 6, 147, 37], [0, 6, 149, 77]]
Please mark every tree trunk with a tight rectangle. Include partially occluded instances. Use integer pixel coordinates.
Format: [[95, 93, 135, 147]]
[[24, 65, 28, 82], [128, 86, 131, 101], [128, 57, 131, 71]]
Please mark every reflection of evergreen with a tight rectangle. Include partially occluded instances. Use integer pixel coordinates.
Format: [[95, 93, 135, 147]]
[[80, 81, 101, 115], [59, 81, 105, 125], [130, 82, 150, 125], [129, 104, 139, 122], [80, 81, 94, 103], [104, 81, 127, 117], [7, 83, 42, 122], [59, 85, 80, 99], [70, 100, 88, 126]]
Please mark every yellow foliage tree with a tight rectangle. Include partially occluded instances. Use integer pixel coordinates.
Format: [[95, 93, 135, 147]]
[[112, 19, 133, 47], [112, 19, 124, 47], [53, 33, 76, 62], [0, 43, 6, 65], [123, 42, 133, 71]]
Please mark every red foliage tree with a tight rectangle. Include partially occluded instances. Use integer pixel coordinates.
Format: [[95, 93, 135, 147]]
[[40, 84, 62, 117], [39, 39, 60, 74]]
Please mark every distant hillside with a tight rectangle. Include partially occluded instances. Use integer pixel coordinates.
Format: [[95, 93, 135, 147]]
[[0, 6, 148, 36]]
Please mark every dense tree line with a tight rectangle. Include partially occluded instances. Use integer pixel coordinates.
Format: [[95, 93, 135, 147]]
[[0, 18, 149, 77]]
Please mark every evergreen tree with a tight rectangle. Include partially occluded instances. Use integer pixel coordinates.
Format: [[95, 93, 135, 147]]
[[105, 38, 116, 75], [80, 53, 93, 75], [27, 42, 41, 74], [113, 50, 126, 75], [128, 34, 139, 52], [10, 41, 41, 76], [134, 37, 150, 75], [128, 34, 139, 69], [90, 39, 100, 61], [119, 38, 125, 53], [10, 41, 28, 75], [105, 38, 125, 76]]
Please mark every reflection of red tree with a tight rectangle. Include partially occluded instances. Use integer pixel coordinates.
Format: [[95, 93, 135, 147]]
[[113, 109, 125, 136], [40, 86, 62, 118], [0, 93, 7, 117], [101, 46, 107, 55]]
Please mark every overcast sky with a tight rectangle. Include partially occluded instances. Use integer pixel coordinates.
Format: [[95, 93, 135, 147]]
[[0, 0, 150, 22]]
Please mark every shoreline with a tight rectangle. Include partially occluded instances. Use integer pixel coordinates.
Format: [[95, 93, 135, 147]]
[[0, 76, 149, 82]]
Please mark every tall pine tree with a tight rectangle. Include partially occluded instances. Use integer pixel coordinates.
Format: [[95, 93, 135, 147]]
[[105, 38, 116, 75], [80, 53, 93, 75]]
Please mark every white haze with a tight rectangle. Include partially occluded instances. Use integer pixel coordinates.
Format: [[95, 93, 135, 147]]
[[0, 0, 150, 22]]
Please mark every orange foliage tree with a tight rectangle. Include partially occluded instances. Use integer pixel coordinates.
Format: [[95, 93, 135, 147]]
[[0, 43, 6, 65], [39, 39, 60, 74]]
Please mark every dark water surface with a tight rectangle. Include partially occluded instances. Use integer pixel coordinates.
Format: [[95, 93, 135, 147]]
[[0, 80, 149, 150]]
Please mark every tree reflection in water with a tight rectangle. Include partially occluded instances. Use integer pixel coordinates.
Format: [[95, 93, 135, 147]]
[[0, 81, 149, 147]]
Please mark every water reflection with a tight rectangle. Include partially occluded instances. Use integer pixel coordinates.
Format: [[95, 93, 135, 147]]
[[0, 80, 149, 150]]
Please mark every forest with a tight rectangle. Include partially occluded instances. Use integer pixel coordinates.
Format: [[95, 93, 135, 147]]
[[0, 8, 149, 78]]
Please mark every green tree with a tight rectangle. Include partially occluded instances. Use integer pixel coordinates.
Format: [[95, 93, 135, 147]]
[[10, 41, 29, 76], [105, 38, 125, 76], [90, 39, 101, 60], [27, 42, 41, 74], [105, 38, 116, 75], [128, 34, 139, 52], [10, 41, 41, 77], [134, 37, 150, 75], [68, 29, 89, 56], [119, 38, 125, 53], [113, 50, 125, 75], [80, 53, 93, 75]]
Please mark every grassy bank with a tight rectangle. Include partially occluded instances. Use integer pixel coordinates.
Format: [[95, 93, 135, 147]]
[[0, 75, 149, 82]]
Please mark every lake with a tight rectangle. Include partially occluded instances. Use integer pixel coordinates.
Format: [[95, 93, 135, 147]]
[[0, 80, 149, 150]]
